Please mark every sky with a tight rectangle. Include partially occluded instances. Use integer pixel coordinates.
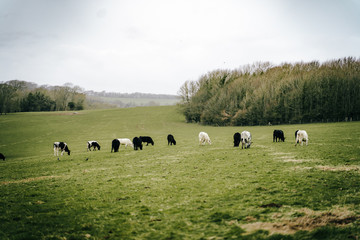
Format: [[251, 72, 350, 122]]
[[1, 0, 360, 95]]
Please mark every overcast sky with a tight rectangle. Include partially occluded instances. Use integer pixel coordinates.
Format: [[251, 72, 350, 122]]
[[1, 0, 360, 94]]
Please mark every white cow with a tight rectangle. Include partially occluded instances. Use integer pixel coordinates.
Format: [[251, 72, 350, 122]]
[[295, 130, 308, 146], [118, 138, 134, 148], [241, 131, 252, 149], [199, 132, 211, 145]]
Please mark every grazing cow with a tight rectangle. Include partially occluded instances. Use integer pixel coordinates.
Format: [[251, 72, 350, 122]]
[[133, 137, 143, 150], [199, 132, 211, 145], [273, 130, 285, 142], [140, 136, 154, 146], [233, 132, 241, 147], [167, 134, 176, 145], [118, 138, 133, 148], [241, 131, 252, 149], [54, 142, 71, 156], [87, 141, 101, 151], [0, 153, 5, 161], [295, 130, 308, 146], [111, 139, 120, 152]]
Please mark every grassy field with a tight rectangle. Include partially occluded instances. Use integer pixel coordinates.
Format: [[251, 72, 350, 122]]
[[0, 106, 359, 240]]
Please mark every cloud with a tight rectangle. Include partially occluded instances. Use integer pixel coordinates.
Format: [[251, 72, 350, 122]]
[[0, 0, 360, 94]]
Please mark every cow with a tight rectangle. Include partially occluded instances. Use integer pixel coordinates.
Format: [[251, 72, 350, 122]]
[[0, 153, 5, 161], [118, 138, 133, 148], [87, 141, 101, 151], [233, 132, 241, 147], [111, 139, 120, 152], [140, 136, 154, 146], [167, 134, 176, 145], [133, 137, 143, 150], [295, 130, 299, 140], [273, 130, 285, 142], [295, 130, 308, 146], [54, 142, 71, 156], [241, 131, 252, 149], [199, 132, 211, 145]]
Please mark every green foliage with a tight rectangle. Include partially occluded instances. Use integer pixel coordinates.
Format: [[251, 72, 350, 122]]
[[67, 101, 76, 110], [0, 83, 17, 114], [178, 57, 360, 125], [0, 81, 85, 113], [0, 106, 359, 239], [21, 92, 56, 112]]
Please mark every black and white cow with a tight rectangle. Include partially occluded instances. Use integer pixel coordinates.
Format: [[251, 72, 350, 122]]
[[87, 141, 101, 151], [233, 132, 241, 147], [295, 130, 309, 146], [273, 130, 285, 142], [140, 136, 154, 146], [133, 137, 143, 150], [54, 142, 71, 156], [0, 153, 5, 161], [111, 139, 120, 152], [167, 134, 176, 145], [241, 131, 252, 149]]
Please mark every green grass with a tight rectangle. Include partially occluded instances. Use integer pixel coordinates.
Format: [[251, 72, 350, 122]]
[[0, 106, 359, 239]]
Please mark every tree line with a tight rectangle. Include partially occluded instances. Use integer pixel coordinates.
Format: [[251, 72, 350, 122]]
[[178, 57, 360, 126], [0, 80, 85, 114]]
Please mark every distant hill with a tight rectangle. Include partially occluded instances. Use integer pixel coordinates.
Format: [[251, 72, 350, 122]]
[[85, 90, 180, 108], [0, 79, 180, 113]]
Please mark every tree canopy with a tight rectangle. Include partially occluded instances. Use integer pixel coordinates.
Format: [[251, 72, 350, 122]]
[[0, 80, 85, 114], [178, 57, 360, 125]]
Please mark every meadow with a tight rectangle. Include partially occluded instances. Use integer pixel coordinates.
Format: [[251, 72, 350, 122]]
[[0, 106, 359, 240]]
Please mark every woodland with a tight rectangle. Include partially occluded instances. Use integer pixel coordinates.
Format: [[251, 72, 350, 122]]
[[0, 81, 85, 114], [178, 57, 360, 126]]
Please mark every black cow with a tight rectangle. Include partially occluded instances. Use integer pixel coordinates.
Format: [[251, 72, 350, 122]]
[[87, 141, 101, 151], [167, 134, 176, 145], [0, 153, 5, 161], [140, 136, 154, 146], [111, 139, 120, 152], [273, 130, 285, 142], [54, 142, 70, 156], [233, 132, 241, 147], [133, 137, 143, 150]]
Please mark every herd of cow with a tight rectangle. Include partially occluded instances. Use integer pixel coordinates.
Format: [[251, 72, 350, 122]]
[[52, 134, 176, 156], [52, 129, 309, 157]]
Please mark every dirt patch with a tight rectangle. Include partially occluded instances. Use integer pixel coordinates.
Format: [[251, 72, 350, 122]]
[[270, 152, 293, 156], [292, 166, 314, 171], [47, 112, 81, 116], [316, 165, 360, 172], [241, 207, 358, 235], [0, 176, 60, 185], [277, 155, 310, 163], [270, 152, 309, 163], [283, 158, 309, 163]]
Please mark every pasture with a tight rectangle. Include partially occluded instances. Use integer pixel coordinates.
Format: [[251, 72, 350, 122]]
[[0, 106, 359, 240]]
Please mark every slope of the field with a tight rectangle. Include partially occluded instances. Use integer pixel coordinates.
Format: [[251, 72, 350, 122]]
[[0, 106, 359, 239]]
